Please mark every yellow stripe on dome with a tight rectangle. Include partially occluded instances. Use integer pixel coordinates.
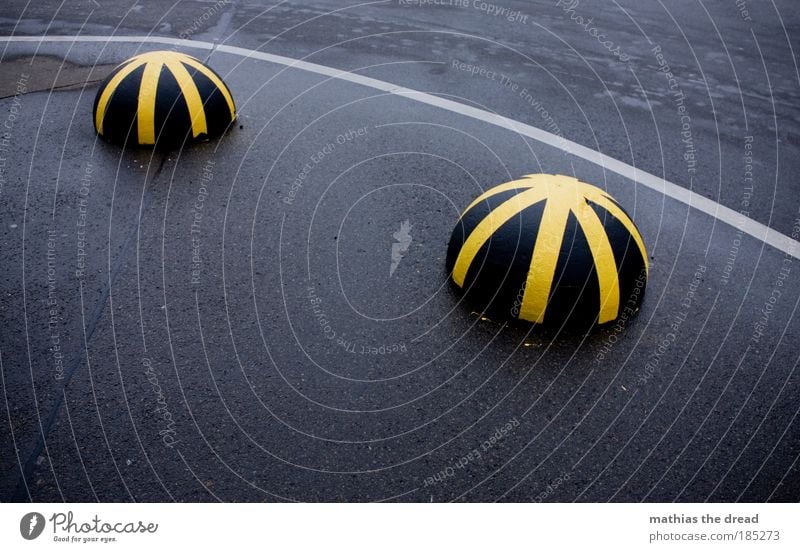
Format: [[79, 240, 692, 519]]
[[94, 58, 146, 134], [572, 201, 621, 323], [136, 60, 163, 145], [180, 56, 235, 118], [518, 190, 571, 323], [452, 187, 549, 287], [591, 194, 649, 275], [166, 59, 208, 137]]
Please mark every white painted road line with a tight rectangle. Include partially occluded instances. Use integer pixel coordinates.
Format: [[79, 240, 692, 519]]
[[2, 34, 799, 260]]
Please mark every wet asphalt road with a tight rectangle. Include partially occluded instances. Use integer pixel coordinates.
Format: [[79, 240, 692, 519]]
[[0, 0, 799, 502]]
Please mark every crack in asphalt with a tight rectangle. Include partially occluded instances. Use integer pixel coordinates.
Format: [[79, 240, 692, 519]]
[[11, 154, 168, 501]]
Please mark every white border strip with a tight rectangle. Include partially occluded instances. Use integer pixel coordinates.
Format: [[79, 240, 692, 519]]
[[3, 34, 798, 259]]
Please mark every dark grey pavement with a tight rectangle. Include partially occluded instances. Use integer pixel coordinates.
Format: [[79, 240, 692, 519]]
[[0, 0, 799, 502]]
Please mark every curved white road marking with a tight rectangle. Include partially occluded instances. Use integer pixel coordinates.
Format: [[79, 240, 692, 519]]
[[2, 34, 798, 260]]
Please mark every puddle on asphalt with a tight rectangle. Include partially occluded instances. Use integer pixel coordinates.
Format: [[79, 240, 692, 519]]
[[0, 55, 118, 98]]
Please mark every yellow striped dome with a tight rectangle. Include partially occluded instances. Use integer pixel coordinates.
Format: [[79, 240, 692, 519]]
[[446, 174, 648, 327], [93, 50, 236, 147]]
